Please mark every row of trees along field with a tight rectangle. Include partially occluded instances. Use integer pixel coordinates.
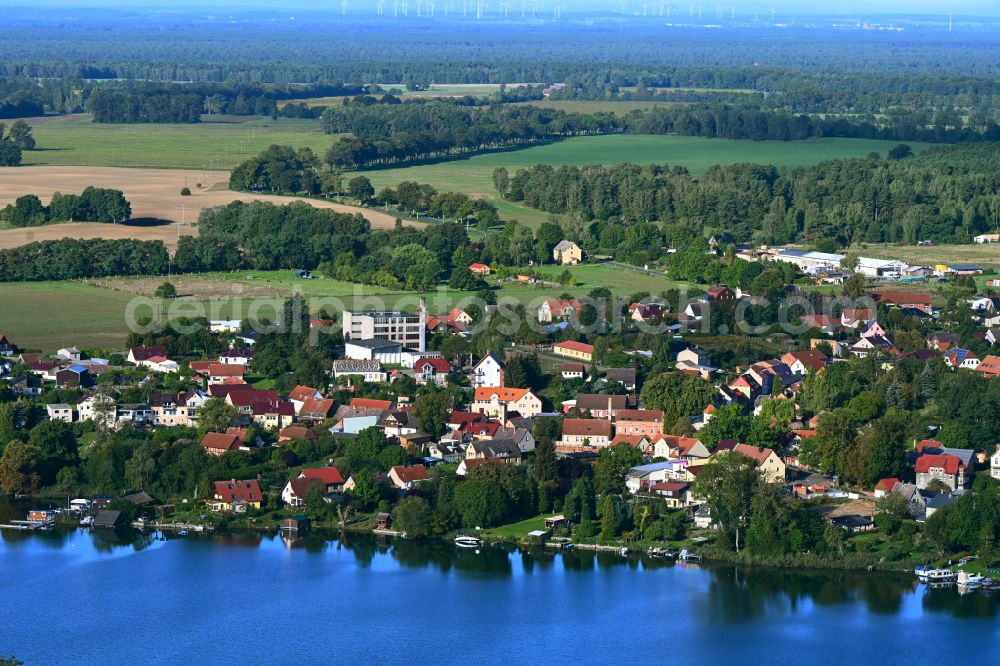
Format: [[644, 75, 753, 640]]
[[498, 143, 1000, 248], [0, 238, 168, 281], [0, 188, 130, 226], [321, 100, 616, 168]]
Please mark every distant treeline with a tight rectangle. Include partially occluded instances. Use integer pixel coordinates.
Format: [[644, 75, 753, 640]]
[[500, 142, 1000, 248], [0, 238, 168, 281], [0, 188, 131, 226], [321, 101, 616, 168], [317, 99, 999, 171]]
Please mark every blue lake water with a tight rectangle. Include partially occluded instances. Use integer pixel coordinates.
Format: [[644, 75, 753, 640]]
[[1, 526, 998, 665]]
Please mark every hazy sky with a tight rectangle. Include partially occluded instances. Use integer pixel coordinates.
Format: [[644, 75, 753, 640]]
[[18, 1, 1000, 13]]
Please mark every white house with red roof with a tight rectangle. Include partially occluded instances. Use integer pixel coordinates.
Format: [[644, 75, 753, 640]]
[[915, 454, 969, 491], [414, 356, 452, 386], [388, 464, 431, 490]]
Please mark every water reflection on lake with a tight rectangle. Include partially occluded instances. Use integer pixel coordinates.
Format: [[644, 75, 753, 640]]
[[2, 524, 998, 664]]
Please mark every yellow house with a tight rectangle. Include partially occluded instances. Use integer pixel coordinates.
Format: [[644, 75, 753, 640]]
[[553, 340, 594, 362], [728, 444, 787, 483], [553, 240, 583, 265]]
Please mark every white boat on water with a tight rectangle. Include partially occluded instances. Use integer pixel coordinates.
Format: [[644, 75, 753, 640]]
[[957, 572, 985, 589], [79, 516, 93, 527], [925, 569, 957, 583], [914, 566, 933, 581], [454, 535, 482, 548]]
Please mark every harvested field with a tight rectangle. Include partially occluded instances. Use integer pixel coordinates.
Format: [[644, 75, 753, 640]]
[[0, 166, 415, 250]]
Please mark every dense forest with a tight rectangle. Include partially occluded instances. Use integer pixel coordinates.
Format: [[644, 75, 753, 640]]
[[500, 143, 1000, 248], [0, 239, 169, 281]]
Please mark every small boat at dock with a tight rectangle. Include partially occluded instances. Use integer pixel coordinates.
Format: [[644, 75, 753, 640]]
[[454, 535, 482, 548]]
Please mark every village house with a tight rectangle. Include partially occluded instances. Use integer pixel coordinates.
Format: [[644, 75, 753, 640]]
[[650, 481, 693, 509], [629, 302, 664, 323], [298, 397, 335, 423], [604, 367, 637, 391], [561, 362, 586, 380], [472, 387, 543, 418], [289, 385, 322, 413], [943, 348, 980, 371], [149, 390, 207, 427], [218, 347, 254, 366], [207, 363, 245, 385], [46, 403, 74, 422], [615, 409, 665, 437], [493, 426, 536, 453], [872, 291, 934, 315], [388, 464, 431, 490], [559, 418, 613, 449], [278, 425, 317, 444], [201, 432, 246, 456], [552, 340, 594, 362], [552, 239, 583, 265], [979, 355, 1000, 377], [538, 298, 583, 323], [472, 352, 505, 388], [874, 478, 900, 498], [0, 333, 14, 356], [210, 479, 262, 512], [780, 350, 827, 376], [915, 453, 969, 491], [469, 262, 492, 275], [730, 444, 787, 483], [704, 285, 736, 302], [625, 461, 691, 495], [991, 445, 1000, 481], [281, 477, 325, 507], [465, 438, 523, 464], [573, 393, 628, 418], [841, 308, 874, 329], [414, 357, 452, 386], [653, 435, 710, 461], [974, 233, 1000, 244]]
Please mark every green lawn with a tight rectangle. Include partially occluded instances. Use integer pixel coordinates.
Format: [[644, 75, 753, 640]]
[[359, 134, 933, 200], [480, 513, 562, 539], [0, 281, 140, 351], [22, 115, 331, 170]]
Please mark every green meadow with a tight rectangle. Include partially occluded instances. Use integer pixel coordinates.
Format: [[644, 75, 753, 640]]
[[0, 263, 692, 352], [359, 135, 932, 197], [21, 115, 331, 170]]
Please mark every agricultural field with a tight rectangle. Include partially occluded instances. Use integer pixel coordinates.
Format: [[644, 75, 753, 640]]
[[0, 166, 411, 249], [20, 114, 330, 170], [859, 243, 1000, 270], [359, 135, 933, 198]]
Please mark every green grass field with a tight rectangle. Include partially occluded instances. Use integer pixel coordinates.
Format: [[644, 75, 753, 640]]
[[359, 135, 932, 198], [22, 115, 331, 170], [480, 514, 562, 539], [0, 282, 140, 351], [0, 263, 690, 352]]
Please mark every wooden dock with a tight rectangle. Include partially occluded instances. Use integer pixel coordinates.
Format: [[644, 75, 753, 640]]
[[0, 520, 55, 531]]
